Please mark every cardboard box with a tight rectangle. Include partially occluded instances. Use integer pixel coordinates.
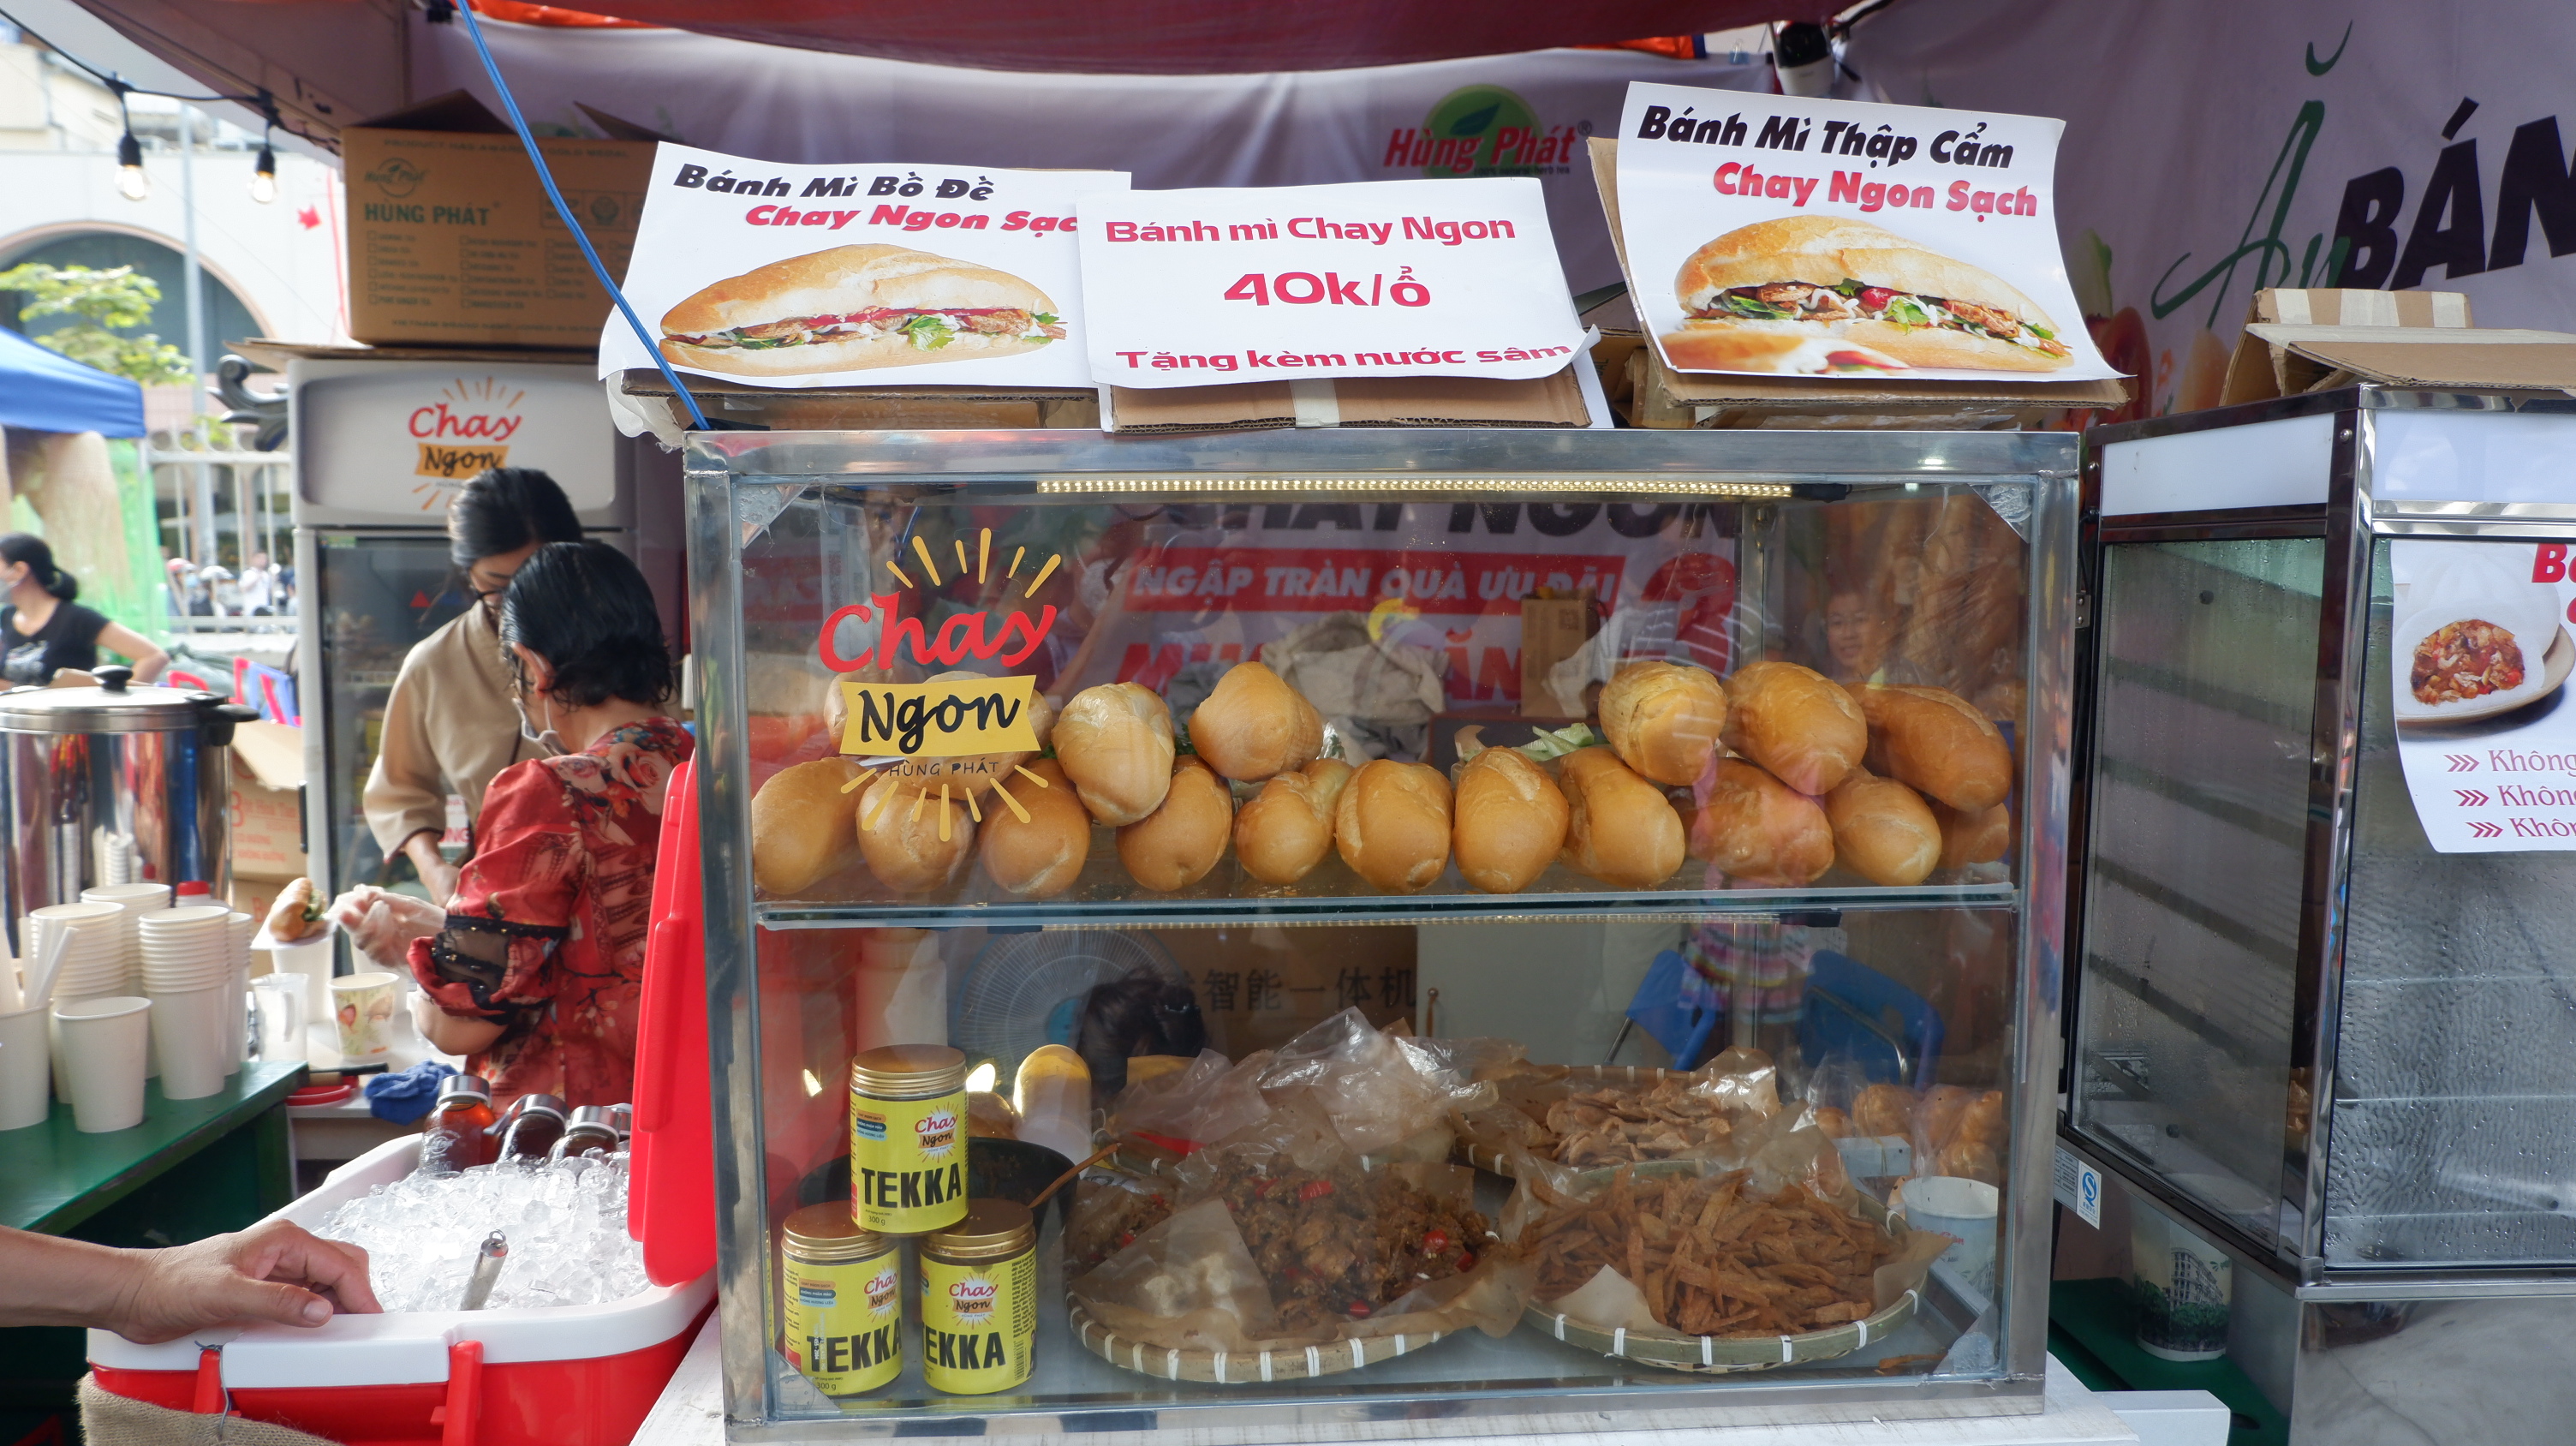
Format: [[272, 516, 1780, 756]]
[[610, 368, 1101, 446], [1520, 594, 1601, 716], [1103, 368, 1591, 434], [2217, 287, 2576, 403], [228, 720, 307, 881], [1586, 139, 2129, 427], [1147, 924, 1415, 1058], [343, 92, 661, 349]]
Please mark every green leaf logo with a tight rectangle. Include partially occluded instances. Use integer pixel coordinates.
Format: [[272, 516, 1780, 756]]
[[1447, 103, 1500, 138]]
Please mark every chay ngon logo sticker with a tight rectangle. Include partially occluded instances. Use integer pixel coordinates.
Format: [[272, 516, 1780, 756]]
[[864, 1261, 900, 1313], [408, 377, 526, 498], [945, 1272, 999, 1326], [913, 1105, 960, 1159], [818, 526, 1066, 840]]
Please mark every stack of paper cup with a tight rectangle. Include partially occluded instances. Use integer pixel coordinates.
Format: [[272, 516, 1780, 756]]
[[82, 883, 171, 1070], [137, 905, 235, 1101], [0, 999, 48, 1131], [33, 901, 135, 1098], [224, 911, 255, 1074], [53, 995, 149, 1131]]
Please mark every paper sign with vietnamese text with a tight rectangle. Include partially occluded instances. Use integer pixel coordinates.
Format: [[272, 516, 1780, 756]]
[[1076, 178, 1584, 388], [1614, 84, 2120, 383], [600, 146, 1127, 388], [839, 674, 1041, 760], [2388, 539, 2576, 852]]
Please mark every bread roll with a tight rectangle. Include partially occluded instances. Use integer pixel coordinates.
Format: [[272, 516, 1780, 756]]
[[1053, 683, 1175, 825], [1452, 747, 1570, 893], [1686, 760, 1833, 886], [266, 878, 325, 941], [1852, 1083, 1917, 1138], [1335, 759, 1452, 893], [1721, 661, 1867, 796], [1188, 661, 1323, 782], [976, 758, 1090, 899], [1598, 661, 1728, 786], [1117, 757, 1233, 892], [1851, 683, 2012, 811], [855, 772, 974, 893], [1822, 769, 1941, 887], [1935, 800, 2012, 870], [1557, 747, 1685, 889], [1235, 757, 1353, 885], [751, 758, 866, 895]]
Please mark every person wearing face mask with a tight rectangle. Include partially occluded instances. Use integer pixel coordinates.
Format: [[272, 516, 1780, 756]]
[[360, 469, 583, 906], [405, 541, 690, 1106], [0, 535, 168, 685]]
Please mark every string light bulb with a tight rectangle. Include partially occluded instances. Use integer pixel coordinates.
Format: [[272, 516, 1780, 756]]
[[115, 130, 148, 202], [249, 139, 277, 204]]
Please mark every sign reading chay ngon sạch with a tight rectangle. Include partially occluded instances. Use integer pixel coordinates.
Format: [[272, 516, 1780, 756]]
[[2388, 539, 2576, 853], [1075, 177, 1587, 387], [1614, 83, 2120, 383], [599, 144, 1128, 388]]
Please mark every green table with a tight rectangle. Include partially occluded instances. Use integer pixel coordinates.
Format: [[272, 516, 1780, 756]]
[[1, 1060, 306, 1437]]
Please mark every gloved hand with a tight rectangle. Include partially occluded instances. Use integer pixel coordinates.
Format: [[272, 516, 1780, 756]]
[[327, 885, 445, 973]]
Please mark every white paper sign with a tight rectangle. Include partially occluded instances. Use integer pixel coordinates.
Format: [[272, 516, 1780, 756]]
[[1613, 84, 2120, 383], [599, 146, 1127, 388], [1076, 178, 1584, 389], [2389, 539, 2576, 851]]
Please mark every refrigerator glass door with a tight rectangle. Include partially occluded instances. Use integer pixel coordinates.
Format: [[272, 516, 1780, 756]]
[[312, 531, 468, 893]]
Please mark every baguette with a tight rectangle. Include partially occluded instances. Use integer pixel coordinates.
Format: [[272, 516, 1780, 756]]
[[1686, 760, 1834, 887], [1935, 799, 2012, 870], [1851, 683, 2012, 811], [976, 758, 1090, 899], [1557, 746, 1685, 889], [1452, 747, 1570, 893], [1116, 757, 1233, 892], [1052, 682, 1175, 825], [1822, 769, 1941, 887], [1335, 759, 1453, 893], [1597, 661, 1728, 786], [1235, 757, 1354, 886], [855, 772, 975, 893], [1188, 660, 1323, 782], [1721, 660, 1867, 795], [751, 757, 867, 895], [265, 877, 325, 941]]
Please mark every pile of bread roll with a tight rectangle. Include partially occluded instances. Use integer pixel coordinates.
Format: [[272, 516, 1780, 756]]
[[746, 653, 2012, 902]]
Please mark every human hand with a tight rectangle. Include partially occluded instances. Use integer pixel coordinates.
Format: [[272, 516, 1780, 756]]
[[104, 1220, 380, 1344], [327, 885, 445, 971]]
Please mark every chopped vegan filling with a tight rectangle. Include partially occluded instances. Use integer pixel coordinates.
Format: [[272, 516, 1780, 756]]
[[1693, 278, 2070, 360], [2412, 618, 2525, 705], [669, 307, 1064, 351]]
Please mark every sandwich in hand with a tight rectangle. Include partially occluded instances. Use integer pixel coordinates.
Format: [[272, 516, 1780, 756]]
[[1664, 216, 2073, 374], [659, 244, 1063, 377]]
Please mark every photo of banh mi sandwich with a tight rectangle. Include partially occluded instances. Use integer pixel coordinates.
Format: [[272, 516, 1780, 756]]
[[658, 243, 1064, 377], [1663, 216, 2074, 374]]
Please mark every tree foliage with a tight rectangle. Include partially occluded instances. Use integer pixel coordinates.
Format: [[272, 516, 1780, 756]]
[[0, 263, 194, 384]]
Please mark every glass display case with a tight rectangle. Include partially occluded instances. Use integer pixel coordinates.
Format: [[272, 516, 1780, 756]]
[[2066, 389, 2576, 1443], [686, 427, 2077, 1437]]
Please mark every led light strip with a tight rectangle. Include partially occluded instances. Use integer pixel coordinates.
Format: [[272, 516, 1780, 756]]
[[1034, 476, 1793, 498]]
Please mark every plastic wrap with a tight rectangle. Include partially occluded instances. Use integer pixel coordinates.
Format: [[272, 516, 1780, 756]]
[[1449, 1049, 1784, 1172]]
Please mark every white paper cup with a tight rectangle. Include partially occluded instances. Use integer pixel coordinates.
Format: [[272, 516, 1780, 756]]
[[1901, 1175, 2001, 1297], [0, 1003, 50, 1131], [270, 935, 336, 1007], [55, 995, 150, 1132], [331, 972, 400, 1059], [146, 986, 227, 1101]]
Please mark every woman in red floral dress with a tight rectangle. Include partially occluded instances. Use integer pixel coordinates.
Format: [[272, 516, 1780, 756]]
[[407, 541, 691, 1107]]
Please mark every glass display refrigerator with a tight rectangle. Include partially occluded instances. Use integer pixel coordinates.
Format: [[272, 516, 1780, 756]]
[[686, 426, 2078, 1436], [2064, 387, 2576, 1443]]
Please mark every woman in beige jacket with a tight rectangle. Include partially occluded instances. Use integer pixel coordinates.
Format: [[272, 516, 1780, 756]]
[[360, 469, 583, 903]]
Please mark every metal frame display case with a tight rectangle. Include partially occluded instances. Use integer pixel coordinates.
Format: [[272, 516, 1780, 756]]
[[2066, 388, 2576, 1443], [688, 427, 2078, 1439]]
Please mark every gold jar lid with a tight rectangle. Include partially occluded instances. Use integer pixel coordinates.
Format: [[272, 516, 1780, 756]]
[[923, 1199, 1035, 1263], [781, 1203, 892, 1264], [849, 1044, 967, 1100]]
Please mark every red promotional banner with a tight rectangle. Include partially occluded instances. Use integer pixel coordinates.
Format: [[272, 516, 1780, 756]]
[[1124, 545, 1626, 615]]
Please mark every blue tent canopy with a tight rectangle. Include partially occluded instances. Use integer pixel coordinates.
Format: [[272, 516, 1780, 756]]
[[0, 328, 146, 439]]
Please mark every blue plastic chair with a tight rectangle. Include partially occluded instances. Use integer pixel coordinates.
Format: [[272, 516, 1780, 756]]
[[1800, 950, 1942, 1090], [1622, 949, 1721, 1070]]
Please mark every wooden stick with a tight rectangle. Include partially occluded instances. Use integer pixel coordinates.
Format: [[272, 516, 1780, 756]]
[[1029, 1140, 1122, 1212]]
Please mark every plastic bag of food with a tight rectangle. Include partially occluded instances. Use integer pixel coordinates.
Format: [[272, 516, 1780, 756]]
[[1258, 1008, 1494, 1158], [1911, 1084, 2005, 1186]]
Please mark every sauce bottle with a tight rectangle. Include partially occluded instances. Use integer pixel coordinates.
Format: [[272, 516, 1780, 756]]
[[496, 1093, 568, 1162], [549, 1105, 621, 1162], [416, 1074, 496, 1175]]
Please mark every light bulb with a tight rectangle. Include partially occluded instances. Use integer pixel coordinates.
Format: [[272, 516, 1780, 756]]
[[116, 132, 147, 202], [249, 142, 277, 204]]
